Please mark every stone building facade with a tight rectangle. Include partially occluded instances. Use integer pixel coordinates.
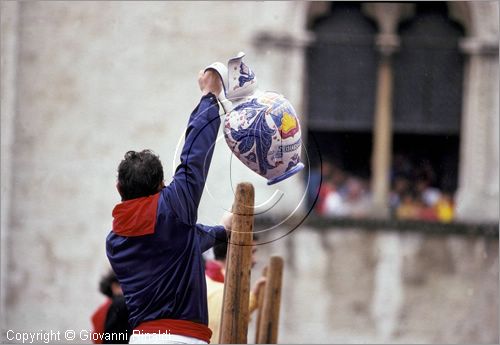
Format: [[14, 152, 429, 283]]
[[1, 1, 498, 343]]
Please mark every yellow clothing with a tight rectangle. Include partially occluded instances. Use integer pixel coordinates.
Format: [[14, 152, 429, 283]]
[[206, 276, 224, 344], [206, 276, 259, 344], [249, 290, 258, 314], [435, 199, 454, 222]]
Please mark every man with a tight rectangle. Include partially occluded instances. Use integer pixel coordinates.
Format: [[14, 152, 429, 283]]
[[106, 70, 227, 344]]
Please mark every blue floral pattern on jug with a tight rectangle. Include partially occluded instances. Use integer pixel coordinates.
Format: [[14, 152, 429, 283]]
[[229, 100, 276, 175]]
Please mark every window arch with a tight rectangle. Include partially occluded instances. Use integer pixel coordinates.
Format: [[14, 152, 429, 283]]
[[391, 2, 465, 192], [307, 2, 378, 132], [393, 2, 465, 134]]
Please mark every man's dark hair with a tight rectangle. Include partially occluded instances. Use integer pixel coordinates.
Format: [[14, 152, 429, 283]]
[[213, 234, 259, 261], [117, 150, 164, 200], [213, 241, 228, 261], [99, 270, 119, 298]]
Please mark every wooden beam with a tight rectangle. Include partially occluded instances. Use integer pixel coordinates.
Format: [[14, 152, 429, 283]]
[[254, 266, 268, 343], [257, 256, 284, 344], [219, 183, 254, 344]]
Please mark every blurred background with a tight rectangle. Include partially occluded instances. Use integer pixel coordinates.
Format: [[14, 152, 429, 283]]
[[1, 1, 498, 343]]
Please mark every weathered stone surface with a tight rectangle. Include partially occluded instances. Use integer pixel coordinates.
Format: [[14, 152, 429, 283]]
[[252, 227, 498, 343]]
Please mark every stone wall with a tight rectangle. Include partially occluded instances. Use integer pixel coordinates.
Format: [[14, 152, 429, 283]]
[[252, 227, 498, 343], [0, 1, 306, 337]]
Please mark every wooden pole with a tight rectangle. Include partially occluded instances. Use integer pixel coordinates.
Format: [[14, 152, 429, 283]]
[[257, 256, 284, 344], [219, 182, 254, 344], [254, 266, 268, 343]]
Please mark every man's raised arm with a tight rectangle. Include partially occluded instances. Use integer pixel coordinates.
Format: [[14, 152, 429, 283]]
[[164, 70, 223, 225]]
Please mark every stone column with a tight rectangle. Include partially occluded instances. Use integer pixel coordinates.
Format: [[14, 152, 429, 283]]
[[363, 3, 404, 218], [455, 37, 499, 222], [370, 40, 397, 218]]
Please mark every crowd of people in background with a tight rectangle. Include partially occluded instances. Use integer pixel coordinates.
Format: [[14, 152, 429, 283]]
[[389, 154, 455, 222], [309, 161, 371, 219], [308, 155, 455, 223]]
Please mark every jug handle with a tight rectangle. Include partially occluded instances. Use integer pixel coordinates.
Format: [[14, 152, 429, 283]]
[[205, 62, 232, 114]]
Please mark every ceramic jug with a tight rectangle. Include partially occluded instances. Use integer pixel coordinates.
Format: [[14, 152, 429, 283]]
[[206, 52, 304, 185]]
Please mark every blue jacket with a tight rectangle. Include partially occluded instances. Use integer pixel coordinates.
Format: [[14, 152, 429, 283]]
[[106, 94, 227, 331]]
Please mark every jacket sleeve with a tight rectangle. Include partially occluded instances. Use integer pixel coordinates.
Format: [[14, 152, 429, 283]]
[[163, 94, 221, 225], [196, 224, 227, 253]]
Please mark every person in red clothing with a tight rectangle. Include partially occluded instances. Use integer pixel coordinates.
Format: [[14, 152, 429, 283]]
[[91, 270, 131, 344], [91, 272, 115, 344]]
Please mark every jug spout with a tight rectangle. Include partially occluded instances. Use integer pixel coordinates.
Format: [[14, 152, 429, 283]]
[[226, 52, 258, 104]]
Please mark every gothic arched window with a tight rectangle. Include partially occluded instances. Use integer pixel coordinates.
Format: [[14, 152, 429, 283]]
[[393, 3, 465, 134], [392, 3, 465, 191], [307, 2, 378, 177], [307, 2, 378, 132]]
